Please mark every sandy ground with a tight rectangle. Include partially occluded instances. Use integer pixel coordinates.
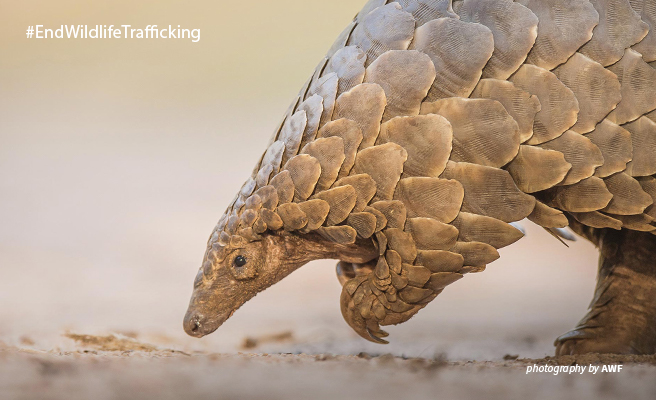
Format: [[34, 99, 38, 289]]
[[2, 337, 656, 400]]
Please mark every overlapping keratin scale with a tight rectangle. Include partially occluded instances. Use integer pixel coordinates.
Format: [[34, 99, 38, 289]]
[[311, 186, 358, 226], [356, 0, 388, 23], [353, 142, 408, 201], [406, 217, 459, 250], [324, 46, 366, 96], [601, 172, 653, 215], [638, 176, 656, 219], [441, 161, 536, 223], [284, 155, 321, 202], [347, 212, 377, 238], [410, 17, 494, 101], [518, 0, 599, 71], [505, 145, 571, 193], [450, 212, 524, 249], [420, 98, 520, 168], [348, 3, 416, 67], [307, 72, 339, 128], [584, 119, 633, 178], [620, 117, 656, 176], [333, 174, 377, 213], [259, 141, 285, 181], [630, 215, 656, 231], [370, 200, 407, 229], [570, 211, 623, 229], [394, 177, 464, 223], [528, 201, 569, 228], [470, 79, 541, 143], [509, 64, 580, 145], [579, 0, 649, 67], [316, 119, 364, 179], [305, 58, 329, 101], [553, 53, 622, 134], [296, 95, 324, 151], [333, 83, 387, 149], [545, 177, 613, 213], [630, 0, 656, 62], [364, 50, 437, 122], [456, 0, 538, 80], [450, 241, 500, 267], [269, 171, 294, 205], [606, 49, 656, 125], [396, 0, 459, 26], [538, 130, 605, 186], [609, 213, 656, 231], [300, 136, 346, 192], [278, 110, 308, 165], [377, 114, 453, 178]]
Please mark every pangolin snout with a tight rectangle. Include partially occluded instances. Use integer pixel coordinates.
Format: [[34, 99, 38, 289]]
[[183, 311, 224, 338]]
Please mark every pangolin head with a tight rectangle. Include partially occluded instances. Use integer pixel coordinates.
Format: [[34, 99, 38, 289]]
[[183, 230, 289, 338], [183, 186, 379, 338]]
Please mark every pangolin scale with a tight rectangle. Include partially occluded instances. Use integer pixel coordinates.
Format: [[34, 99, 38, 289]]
[[184, 0, 656, 356]]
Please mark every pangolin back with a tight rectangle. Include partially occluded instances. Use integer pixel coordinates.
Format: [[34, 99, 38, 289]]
[[207, 0, 656, 341]]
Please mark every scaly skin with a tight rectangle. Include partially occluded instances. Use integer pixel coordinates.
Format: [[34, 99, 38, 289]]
[[556, 219, 656, 355]]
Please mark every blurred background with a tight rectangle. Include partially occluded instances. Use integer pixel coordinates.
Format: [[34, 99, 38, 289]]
[[0, 0, 600, 359]]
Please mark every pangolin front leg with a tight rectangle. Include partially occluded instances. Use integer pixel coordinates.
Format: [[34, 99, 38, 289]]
[[336, 260, 375, 286]]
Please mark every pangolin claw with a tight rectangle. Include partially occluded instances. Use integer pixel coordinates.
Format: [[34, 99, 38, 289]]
[[366, 326, 389, 344], [340, 280, 390, 344]]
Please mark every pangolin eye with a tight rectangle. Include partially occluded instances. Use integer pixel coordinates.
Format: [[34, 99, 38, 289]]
[[234, 255, 247, 268]]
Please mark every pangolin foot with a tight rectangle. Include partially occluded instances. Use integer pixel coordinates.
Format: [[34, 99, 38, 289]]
[[554, 327, 642, 356]]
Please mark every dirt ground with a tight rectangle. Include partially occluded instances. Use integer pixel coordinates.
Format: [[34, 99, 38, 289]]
[[2, 284, 656, 400], [2, 335, 656, 400]]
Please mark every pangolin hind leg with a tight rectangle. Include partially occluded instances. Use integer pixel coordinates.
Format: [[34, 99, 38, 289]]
[[555, 221, 656, 355]]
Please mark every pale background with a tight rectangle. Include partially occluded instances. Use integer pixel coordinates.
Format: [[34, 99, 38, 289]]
[[0, 0, 600, 359]]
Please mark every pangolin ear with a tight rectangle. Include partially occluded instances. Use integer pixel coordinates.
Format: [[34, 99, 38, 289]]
[[228, 254, 257, 281], [226, 242, 266, 281]]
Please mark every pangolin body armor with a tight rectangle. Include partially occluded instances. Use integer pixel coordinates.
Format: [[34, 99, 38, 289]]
[[189, 0, 656, 349]]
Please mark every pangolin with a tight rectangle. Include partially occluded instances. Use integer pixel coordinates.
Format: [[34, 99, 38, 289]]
[[184, 0, 656, 355]]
